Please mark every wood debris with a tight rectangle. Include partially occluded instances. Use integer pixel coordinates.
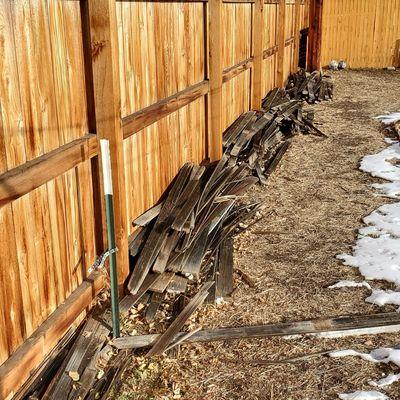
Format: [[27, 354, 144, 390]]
[[286, 69, 334, 103], [112, 312, 400, 350]]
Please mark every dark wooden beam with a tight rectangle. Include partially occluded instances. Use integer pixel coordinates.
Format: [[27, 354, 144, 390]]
[[308, 0, 323, 71], [0, 272, 104, 400], [122, 80, 209, 139], [0, 134, 97, 207]]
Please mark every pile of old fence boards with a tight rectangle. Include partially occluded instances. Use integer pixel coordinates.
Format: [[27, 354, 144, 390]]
[[286, 69, 334, 103], [17, 78, 334, 400]]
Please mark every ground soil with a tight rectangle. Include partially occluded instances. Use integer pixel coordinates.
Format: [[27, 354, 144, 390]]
[[112, 69, 400, 400]]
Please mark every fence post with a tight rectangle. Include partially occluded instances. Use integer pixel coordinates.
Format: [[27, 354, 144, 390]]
[[86, 0, 129, 291], [208, 0, 223, 161], [277, 0, 286, 87], [308, 0, 323, 71], [251, 0, 264, 109], [293, 0, 301, 71]]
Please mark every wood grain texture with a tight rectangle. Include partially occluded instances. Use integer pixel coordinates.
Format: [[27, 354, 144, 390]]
[[87, 0, 129, 285], [122, 81, 209, 138], [320, 0, 400, 68], [0, 0, 310, 394], [209, 0, 224, 161], [0, 272, 104, 400], [276, 0, 286, 86], [251, 0, 264, 109], [114, 312, 400, 349]]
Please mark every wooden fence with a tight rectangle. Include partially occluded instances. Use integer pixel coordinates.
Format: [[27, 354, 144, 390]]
[[320, 0, 400, 68], [0, 0, 310, 398]]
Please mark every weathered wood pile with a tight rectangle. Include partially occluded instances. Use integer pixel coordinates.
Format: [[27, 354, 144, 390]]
[[286, 69, 333, 103], [126, 159, 261, 311], [17, 82, 333, 399]]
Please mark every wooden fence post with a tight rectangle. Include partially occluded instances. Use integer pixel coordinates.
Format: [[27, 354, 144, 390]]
[[293, 0, 301, 71], [208, 0, 223, 161], [87, 0, 129, 290], [251, 0, 264, 109], [308, 0, 323, 71], [276, 0, 286, 87]]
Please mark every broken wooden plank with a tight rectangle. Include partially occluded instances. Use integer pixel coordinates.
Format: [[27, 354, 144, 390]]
[[148, 272, 175, 293], [145, 292, 165, 322], [166, 275, 188, 294], [215, 238, 234, 298], [146, 282, 214, 356], [133, 203, 163, 227], [113, 312, 400, 350]]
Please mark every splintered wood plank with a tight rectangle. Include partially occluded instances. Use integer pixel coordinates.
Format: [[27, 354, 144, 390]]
[[166, 275, 188, 294], [64, 323, 110, 400], [114, 312, 400, 350], [166, 294, 186, 357], [128, 164, 193, 293], [153, 231, 181, 273], [147, 282, 213, 356], [133, 203, 163, 227], [215, 238, 234, 298], [149, 272, 175, 293], [0, 272, 104, 400], [145, 292, 164, 322]]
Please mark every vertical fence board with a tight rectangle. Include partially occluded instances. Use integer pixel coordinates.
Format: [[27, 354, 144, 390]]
[[87, 0, 129, 286], [208, 0, 223, 160]]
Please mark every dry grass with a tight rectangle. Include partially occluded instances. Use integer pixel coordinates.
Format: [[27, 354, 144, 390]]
[[112, 69, 400, 400]]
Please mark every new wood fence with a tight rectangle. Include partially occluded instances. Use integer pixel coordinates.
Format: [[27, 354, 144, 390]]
[[0, 0, 310, 397], [320, 0, 400, 68]]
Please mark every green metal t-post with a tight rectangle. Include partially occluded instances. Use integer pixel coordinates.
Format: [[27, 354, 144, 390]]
[[100, 139, 120, 338]]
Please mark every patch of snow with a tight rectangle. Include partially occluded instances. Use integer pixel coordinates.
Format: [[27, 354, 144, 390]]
[[369, 373, 400, 388], [365, 289, 400, 307], [375, 112, 400, 125], [359, 141, 400, 196], [337, 234, 400, 286], [338, 391, 389, 400], [328, 280, 371, 290], [329, 347, 400, 367]]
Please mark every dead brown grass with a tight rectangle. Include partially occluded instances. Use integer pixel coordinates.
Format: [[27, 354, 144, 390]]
[[113, 69, 400, 400]]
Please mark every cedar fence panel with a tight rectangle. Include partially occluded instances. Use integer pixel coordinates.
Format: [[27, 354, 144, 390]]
[[321, 0, 400, 69], [0, 1, 309, 398]]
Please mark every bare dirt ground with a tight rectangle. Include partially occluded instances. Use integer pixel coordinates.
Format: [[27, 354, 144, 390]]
[[112, 69, 400, 400]]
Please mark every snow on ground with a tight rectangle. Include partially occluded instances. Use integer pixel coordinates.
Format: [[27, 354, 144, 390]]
[[328, 280, 372, 289], [369, 373, 400, 388], [359, 140, 400, 198], [331, 347, 400, 398], [338, 391, 389, 400], [330, 121, 400, 397], [339, 391, 389, 400], [335, 137, 400, 304], [375, 113, 400, 125], [366, 290, 400, 307]]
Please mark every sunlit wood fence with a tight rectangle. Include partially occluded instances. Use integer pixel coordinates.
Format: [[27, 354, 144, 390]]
[[0, 0, 310, 397], [320, 0, 400, 68]]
